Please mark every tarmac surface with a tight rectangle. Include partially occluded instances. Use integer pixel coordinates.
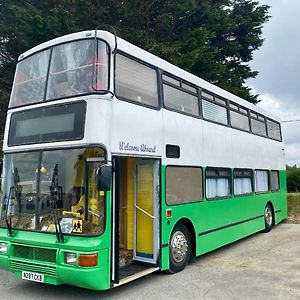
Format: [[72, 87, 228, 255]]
[[0, 223, 299, 300]]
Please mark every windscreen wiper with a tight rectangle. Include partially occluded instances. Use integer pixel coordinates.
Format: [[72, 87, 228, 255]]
[[49, 164, 64, 242], [5, 186, 15, 236]]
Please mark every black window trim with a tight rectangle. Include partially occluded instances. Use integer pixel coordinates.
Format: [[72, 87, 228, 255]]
[[201, 97, 229, 127], [8, 100, 87, 146], [114, 50, 161, 111], [254, 169, 270, 194], [233, 168, 254, 197], [205, 167, 232, 201], [266, 118, 282, 142], [249, 110, 267, 138], [270, 169, 280, 192], [9, 37, 111, 110], [0, 144, 108, 237], [165, 165, 204, 206], [229, 109, 251, 133], [162, 71, 200, 118]]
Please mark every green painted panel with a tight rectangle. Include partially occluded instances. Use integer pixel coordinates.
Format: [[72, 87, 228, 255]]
[[160, 167, 287, 271], [0, 191, 112, 290]]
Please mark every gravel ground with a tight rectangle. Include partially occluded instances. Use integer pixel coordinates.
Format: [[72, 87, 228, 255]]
[[0, 223, 299, 300]]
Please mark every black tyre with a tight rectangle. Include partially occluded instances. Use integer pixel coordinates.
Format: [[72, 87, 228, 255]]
[[168, 223, 191, 273], [264, 204, 274, 233]]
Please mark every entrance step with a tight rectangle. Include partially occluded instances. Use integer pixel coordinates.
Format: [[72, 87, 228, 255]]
[[114, 266, 159, 287]]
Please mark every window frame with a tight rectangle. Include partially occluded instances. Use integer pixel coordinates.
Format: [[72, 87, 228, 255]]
[[114, 50, 160, 110], [205, 167, 232, 201], [229, 102, 251, 133], [165, 165, 203, 206], [162, 71, 200, 118], [233, 168, 254, 196], [250, 111, 267, 137], [9, 38, 111, 110], [270, 170, 280, 192], [201, 89, 229, 127], [8, 100, 87, 146], [254, 169, 270, 194], [266, 118, 282, 142]]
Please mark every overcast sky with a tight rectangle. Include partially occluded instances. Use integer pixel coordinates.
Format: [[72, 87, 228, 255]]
[[247, 0, 300, 166]]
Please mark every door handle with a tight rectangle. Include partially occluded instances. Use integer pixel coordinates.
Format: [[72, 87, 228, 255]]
[[135, 205, 155, 219]]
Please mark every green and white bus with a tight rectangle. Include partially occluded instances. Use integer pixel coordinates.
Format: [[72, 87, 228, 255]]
[[0, 30, 287, 290]]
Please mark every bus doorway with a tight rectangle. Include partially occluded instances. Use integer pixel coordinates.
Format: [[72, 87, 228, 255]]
[[112, 157, 160, 285]]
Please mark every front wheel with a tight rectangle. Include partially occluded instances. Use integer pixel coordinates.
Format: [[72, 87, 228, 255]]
[[264, 204, 274, 233], [168, 223, 191, 273]]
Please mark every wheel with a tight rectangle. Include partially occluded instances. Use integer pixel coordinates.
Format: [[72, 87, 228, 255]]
[[168, 223, 191, 273], [264, 204, 274, 233]]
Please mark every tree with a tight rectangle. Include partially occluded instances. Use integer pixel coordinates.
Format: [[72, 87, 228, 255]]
[[287, 165, 300, 193], [0, 0, 270, 140]]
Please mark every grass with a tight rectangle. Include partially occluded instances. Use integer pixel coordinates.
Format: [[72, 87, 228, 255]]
[[286, 193, 300, 223]]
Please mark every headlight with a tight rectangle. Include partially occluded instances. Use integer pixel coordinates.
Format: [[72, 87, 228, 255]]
[[0, 242, 8, 254], [64, 252, 77, 265]]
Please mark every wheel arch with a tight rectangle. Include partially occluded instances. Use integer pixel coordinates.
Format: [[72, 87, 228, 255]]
[[172, 218, 196, 259], [266, 201, 275, 225]]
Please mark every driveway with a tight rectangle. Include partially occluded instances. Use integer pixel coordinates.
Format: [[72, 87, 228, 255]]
[[0, 223, 299, 300]]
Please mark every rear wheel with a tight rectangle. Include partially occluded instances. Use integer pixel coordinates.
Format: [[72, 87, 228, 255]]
[[168, 223, 191, 273], [264, 204, 274, 233]]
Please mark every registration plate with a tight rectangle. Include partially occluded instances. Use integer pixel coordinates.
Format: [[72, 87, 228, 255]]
[[22, 271, 44, 283]]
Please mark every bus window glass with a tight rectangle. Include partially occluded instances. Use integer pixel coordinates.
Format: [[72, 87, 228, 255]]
[[202, 100, 228, 125], [115, 54, 158, 108], [182, 82, 197, 94], [0, 147, 105, 235], [233, 169, 253, 195], [10, 50, 50, 108], [230, 110, 250, 131], [270, 170, 279, 191], [255, 170, 269, 192], [166, 167, 202, 205], [214, 96, 226, 106], [8, 102, 86, 146], [267, 119, 281, 141], [251, 118, 267, 136], [206, 168, 231, 199], [163, 84, 199, 116], [202, 91, 214, 100], [162, 74, 180, 86], [47, 40, 108, 100]]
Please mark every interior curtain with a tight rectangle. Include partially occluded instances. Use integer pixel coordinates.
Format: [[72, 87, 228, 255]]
[[234, 177, 252, 195], [206, 178, 229, 198], [255, 170, 268, 192]]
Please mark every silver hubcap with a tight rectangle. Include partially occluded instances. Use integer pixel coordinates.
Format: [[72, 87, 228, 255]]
[[170, 230, 188, 263], [265, 206, 273, 226]]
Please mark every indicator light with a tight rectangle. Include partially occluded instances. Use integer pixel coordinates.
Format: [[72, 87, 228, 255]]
[[78, 254, 98, 267]]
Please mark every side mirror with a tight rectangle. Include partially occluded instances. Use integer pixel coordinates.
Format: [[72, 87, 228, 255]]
[[97, 164, 112, 191]]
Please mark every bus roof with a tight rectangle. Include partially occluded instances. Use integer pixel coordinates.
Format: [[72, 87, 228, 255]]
[[18, 30, 280, 122]]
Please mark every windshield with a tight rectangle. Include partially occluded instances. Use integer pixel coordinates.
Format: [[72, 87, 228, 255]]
[[0, 147, 106, 235], [10, 39, 109, 108]]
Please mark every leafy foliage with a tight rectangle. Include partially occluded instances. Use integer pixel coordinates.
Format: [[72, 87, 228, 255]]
[[0, 0, 270, 142], [287, 165, 300, 193]]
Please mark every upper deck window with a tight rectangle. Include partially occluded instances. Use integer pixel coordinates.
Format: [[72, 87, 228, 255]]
[[10, 50, 51, 107], [9, 39, 109, 108], [115, 53, 159, 108]]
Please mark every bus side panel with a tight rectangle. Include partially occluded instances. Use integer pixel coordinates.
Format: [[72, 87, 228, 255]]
[[160, 167, 287, 270]]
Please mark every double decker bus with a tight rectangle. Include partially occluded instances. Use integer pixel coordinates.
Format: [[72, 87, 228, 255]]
[[0, 30, 287, 290]]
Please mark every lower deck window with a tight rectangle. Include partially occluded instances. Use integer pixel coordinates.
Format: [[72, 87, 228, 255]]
[[234, 169, 253, 195], [206, 168, 231, 199], [255, 170, 269, 193], [270, 170, 280, 191], [166, 166, 202, 205]]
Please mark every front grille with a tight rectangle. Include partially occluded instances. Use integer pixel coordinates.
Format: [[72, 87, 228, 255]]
[[10, 260, 57, 276], [13, 245, 57, 263]]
